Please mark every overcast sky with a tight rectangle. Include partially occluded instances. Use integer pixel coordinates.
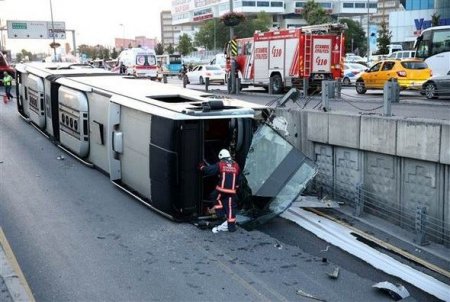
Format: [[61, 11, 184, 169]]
[[0, 0, 172, 54]]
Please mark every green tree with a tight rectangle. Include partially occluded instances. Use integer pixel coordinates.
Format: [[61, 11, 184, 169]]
[[165, 43, 175, 54], [431, 12, 441, 27], [16, 49, 33, 62], [340, 18, 366, 55], [194, 12, 272, 50], [302, 0, 331, 25], [111, 48, 118, 59], [155, 43, 164, 55], [376, 21, 392, 55], [177, 34, 193, 56]]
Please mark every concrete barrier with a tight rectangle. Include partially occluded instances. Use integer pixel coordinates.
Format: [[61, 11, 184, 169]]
[[360, 116, 397, 155], [328, 113, 360, 149], [440, 122, 450, 165], [396, 119, 441, 162]]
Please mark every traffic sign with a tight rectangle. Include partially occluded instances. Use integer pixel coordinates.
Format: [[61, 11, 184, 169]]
[[230, 39, 237, 57], [6, 20, 66, 39]]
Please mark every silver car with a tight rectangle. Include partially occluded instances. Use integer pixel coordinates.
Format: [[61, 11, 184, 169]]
[[422, 70, 450, 99]]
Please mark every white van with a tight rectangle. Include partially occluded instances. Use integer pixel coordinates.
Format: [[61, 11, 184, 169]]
[[117, 48, 157, 79], [387, 50, 416, 60]]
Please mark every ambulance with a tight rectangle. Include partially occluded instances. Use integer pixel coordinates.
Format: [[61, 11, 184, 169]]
[[117, 47, 158, 79], [226, 23, 346, 93]]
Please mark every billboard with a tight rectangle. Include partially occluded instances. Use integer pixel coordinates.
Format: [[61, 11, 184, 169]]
[[7, 20, 66, 39]]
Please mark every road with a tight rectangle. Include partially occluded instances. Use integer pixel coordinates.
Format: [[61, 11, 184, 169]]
[[177, 79, 450, 121], [0, 85, 443, 302]]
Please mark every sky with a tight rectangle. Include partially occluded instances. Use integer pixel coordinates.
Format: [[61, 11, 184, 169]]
[[0, 0, 172, 54]]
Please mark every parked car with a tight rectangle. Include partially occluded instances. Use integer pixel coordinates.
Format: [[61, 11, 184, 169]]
[[342, 63, 367, 85], [355, 59, 432, 94], [345, 55, 367, 66], [421, 70, 450, 99], [186, 64, 225, 85]]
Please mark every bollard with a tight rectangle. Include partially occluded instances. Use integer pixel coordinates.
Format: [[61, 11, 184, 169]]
[[383, 80, 393, 116], [336, 78, 342, 99], [163, 74, 167, 84], [322, 81, 331, 111], [205, 77, 209, 92], [235, 78, 241, 95], [392, 78, 400, 103], [303, 78, 309, 97], [268, 77, 274, 95], [183, 75, 187, 88], [415, 206, 429, 246]]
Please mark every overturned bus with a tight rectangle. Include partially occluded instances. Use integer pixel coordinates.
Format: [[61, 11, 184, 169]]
[[14, 62, 317, 227]]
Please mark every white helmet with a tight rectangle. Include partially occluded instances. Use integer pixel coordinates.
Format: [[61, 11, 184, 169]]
[[218, 149, 231, 160]]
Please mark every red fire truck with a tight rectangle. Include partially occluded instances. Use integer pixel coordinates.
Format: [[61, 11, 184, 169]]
[[226, 23, 346, 94]]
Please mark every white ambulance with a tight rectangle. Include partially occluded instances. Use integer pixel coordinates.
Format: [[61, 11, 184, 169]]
[[117, 47, 157, 79]]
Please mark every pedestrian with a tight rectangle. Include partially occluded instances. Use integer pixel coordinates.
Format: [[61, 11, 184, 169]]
[[199, 149, 241, 233], [2, 72, 13, 101]]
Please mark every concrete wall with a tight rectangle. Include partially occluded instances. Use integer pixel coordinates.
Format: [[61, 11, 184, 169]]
[[275, 108, 450, 244]]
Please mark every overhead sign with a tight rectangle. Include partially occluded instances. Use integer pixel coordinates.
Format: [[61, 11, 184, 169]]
[[6, 20, 66, 39]]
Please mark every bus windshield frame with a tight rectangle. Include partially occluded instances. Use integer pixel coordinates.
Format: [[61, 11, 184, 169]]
[[416, 27, 450, 59]]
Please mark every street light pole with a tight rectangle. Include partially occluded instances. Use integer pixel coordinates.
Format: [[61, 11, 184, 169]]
[[367, 0, 370, 64], [49, 0, 57, 61], [229, 0, 236, 94], [119, 24, 125, 48]]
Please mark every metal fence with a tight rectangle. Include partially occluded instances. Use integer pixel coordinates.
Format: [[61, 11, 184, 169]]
[[313, 173, 450, 247]]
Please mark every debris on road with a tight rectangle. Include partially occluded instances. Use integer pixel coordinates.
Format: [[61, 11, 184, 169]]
[[327, 266, 340, 279], [372, 281, 410, 301], [296, 289, 327, 301]]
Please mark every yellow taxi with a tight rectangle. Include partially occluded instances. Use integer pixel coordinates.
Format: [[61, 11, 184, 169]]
[[355, 59, 432, 94]]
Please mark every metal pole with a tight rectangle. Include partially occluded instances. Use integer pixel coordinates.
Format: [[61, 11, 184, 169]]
[[49, 0, 57, 62], [67, 29, 77, 57], [367, 0, 370, 64], [229, 0, 236, 94]]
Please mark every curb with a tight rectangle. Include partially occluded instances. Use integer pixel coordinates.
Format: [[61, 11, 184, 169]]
[[0, 228, 35, 302]]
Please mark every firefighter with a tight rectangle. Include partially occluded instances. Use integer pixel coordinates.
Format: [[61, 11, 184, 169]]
[[199, 149, 241, 233], [2, 71, 13, 101]]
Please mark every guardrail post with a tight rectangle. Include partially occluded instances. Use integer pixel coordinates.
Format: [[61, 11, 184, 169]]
[[183, 75, 187, 88], [322, 81, 331, 111], [353, 184, 363, 217], [383, 80, 393, 116], [303, 78, 309, 97], [268, 77, 274, 95], [392, 78, 400, 103], [163, 74, 167, 84], [415, 206, 429, 246], [205, 77, 209, 92], [336, 79, 341, 99], [236, 78, 241, 95]]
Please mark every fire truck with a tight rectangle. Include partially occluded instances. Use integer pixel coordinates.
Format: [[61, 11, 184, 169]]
[[226, 23, 346, 94]]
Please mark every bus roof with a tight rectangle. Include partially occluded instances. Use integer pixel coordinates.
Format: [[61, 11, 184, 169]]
[[421, 25, 450, 33]]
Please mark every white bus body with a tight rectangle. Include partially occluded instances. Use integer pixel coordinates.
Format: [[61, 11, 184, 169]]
[[415, 25, 450, 76], [14, 62, 317, 224]]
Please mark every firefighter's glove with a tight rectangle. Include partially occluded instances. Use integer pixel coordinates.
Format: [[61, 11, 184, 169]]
[[198, 161, 206, 171]]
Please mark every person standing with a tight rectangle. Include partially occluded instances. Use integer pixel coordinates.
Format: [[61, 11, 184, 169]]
[[2, 72, 13, 101], [199, 149, 241, 233]]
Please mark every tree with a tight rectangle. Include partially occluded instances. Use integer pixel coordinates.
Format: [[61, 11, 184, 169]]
[[431, 12, 441, 27], [302, 0, 331, 25], [165, 43, 175, 54], [177, 34, 193, 56], [340, 18, 366, 55], [155, 43, 164, 55], [16, 49, 33, 62], [194, 12, 272, 51], [111, 48, 118, 59], [376, 21, 392, 55]]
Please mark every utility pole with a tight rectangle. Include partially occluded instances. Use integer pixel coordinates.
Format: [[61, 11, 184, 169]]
[[229, 0, 236, 94]]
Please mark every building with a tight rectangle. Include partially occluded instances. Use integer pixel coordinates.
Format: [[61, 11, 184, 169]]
[[170, 0, 377, 32], [389, 0, 450, 47], [161, 10, 196, 48], [114, 36, 157, 50], [371, 0, 404, 26]]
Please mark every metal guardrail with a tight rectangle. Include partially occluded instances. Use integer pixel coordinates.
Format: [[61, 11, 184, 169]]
[[313, 173, 450, 247]]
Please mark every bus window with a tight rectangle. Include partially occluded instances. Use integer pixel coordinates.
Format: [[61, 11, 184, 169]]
[[416, 31, 431, 58], [431, 30, 450, 55]]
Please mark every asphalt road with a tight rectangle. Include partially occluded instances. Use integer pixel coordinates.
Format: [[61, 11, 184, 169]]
[[0, 85, 441, 302], [177, 78, 450, 121]]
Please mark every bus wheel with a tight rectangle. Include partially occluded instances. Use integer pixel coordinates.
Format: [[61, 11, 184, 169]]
[[424, 82, 438, 99], [270, 74, 283, 94], [356, 80, 367, 94]]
